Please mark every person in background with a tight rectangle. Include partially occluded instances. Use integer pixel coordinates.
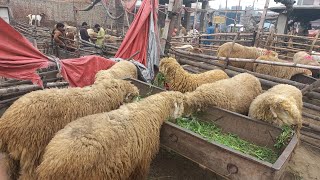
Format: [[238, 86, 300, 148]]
[[204, 22, 215, 45], [52, 23, 66, 47], [80, 22, 91, 43], [94, 24, 105, 46]]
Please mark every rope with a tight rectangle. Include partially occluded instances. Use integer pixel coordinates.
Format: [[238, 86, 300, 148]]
[[47, 55, 62, 73]]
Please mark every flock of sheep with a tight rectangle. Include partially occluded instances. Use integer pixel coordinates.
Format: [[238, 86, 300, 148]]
[[0, 50, 304, 179]]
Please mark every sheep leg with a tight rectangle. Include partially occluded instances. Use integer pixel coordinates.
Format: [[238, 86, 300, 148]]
[[128, 162, 150, 180]]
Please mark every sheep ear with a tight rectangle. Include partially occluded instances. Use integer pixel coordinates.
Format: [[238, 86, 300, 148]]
[[270, 107, 278, 118], [125, 93, 132, 100]]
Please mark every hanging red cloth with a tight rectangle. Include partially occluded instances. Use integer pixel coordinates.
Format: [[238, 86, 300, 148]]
[[0, 18, 49, 86], [115, 0, 158, 66], [60, 55, 116, 87]]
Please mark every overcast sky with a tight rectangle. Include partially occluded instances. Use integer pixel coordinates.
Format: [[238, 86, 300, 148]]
[[208, 0, 284, 9]]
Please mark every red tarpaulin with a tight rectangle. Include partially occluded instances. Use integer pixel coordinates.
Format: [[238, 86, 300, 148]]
[[0, 18, 117, 88], [0, 18, 49, 86], [60, 55, 116, 87], [115, 0, 158, 66]]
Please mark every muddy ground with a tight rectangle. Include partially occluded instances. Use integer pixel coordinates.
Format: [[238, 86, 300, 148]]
[[0, 142, 319, 180], [149, 142, 320, 180]]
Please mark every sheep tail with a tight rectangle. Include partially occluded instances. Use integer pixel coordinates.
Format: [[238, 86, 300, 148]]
[[1, 153, 20, 180]]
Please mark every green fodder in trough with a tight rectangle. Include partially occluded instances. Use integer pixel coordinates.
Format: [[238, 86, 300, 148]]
[[175, 117, 293, 164]]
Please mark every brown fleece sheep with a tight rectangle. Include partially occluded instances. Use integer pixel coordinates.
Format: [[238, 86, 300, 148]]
[[95, 60, 138, 84], [36, 91, 184, 180], [293, 51, 320, 66], [217, 42, 278, 71], [184, 73, 262, 115], [0, 79, 139, 180], [248, 84, 302, 130], [253, 55, 312, 79], [159, 57, 229, 93]]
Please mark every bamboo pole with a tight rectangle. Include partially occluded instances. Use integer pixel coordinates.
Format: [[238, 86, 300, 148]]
[[171, 49, 320, 70], [179, 58, 320, 121], [254, 0, 270, 47], [173, 51, 320, 100], [309, 32, 320, 54], [0, 82, 69, 95]]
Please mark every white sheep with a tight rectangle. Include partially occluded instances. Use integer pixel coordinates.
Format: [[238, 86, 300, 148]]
[[248, 84, 302, 130], [184, 73, 262, 115], [36, 91, 185, 180], [0, 79, 139, 180]]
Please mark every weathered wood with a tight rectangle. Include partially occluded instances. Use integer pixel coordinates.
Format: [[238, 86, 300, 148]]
[[309, 32, 320, 53], [173, 50, 307, 89], [172, 49, 320, 70], [0, 82, 69, 95], [254, 0, 270, 47], [175, 55, 320, 101]]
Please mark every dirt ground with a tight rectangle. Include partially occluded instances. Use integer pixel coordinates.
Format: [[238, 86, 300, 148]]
[[0, 143, 319, 180], [149, 148, 224, 180], [284, 142, 320, 180], [149, 143, 320, 180]]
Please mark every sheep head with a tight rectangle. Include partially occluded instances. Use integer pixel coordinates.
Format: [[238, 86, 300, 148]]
[[159, 57, 183, 84], [161, 91, 185, 119], [265, 50, 278, 58], [269, 95, 302, 129], [40, 13, 45, 17]]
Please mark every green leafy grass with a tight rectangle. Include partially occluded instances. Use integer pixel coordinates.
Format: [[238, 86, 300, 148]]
[[153, 72, 166, 88], [175, 116, 293, 164]]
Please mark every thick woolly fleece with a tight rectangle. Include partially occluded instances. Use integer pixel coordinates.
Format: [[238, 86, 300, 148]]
[[95, 60, 138, 84], [184, 73, 262, 115], [0, 79, 139, 180], [159, 57, 229, 93], [217, 42, 278, 71], [36, 91, 185, 180], [249, 84, 302, 130], [253, 55, 312, 79]]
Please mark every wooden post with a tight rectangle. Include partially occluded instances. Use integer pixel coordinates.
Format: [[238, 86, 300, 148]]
[[184, 3, 192, 31], [254, 0, 270, 47], [193, 0, 199, 33], [309, 32, 320, 54], [160, 0, 182, 54], [73, 0, 80, 57], [199, 0, 208, 33]]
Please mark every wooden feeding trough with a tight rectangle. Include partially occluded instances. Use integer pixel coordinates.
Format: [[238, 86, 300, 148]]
[[126, 78, 298, 180]]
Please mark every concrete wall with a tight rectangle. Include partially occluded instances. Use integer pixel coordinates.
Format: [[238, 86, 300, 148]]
[[0, 0, 115, 28]]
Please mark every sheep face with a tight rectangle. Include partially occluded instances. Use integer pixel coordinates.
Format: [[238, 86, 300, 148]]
[[123, 83, 139, 103], [172, 101, 184, 119], [269, 96, 301, 127], [167, 92, 185, 119]]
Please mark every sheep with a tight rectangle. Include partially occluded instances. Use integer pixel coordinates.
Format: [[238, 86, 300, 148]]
[[248, 84, 302, 131], [36, 91, 184, 180], [184, 73, 262, 115], [87, 28, 97, 38], [94, 60, 138, 84], [253, 55, 313, 79], [26, 13, 45, 26], [159, 57, 229, 93], [0, 79, 139, 180], [173, 44, 203, 54], [105, 34, 120, 43], [293, 51, 320, 66], [217, 42, 278, 71]]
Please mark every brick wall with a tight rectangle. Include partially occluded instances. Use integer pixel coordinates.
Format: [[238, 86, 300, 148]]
[[0, 0, 116, 28]]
